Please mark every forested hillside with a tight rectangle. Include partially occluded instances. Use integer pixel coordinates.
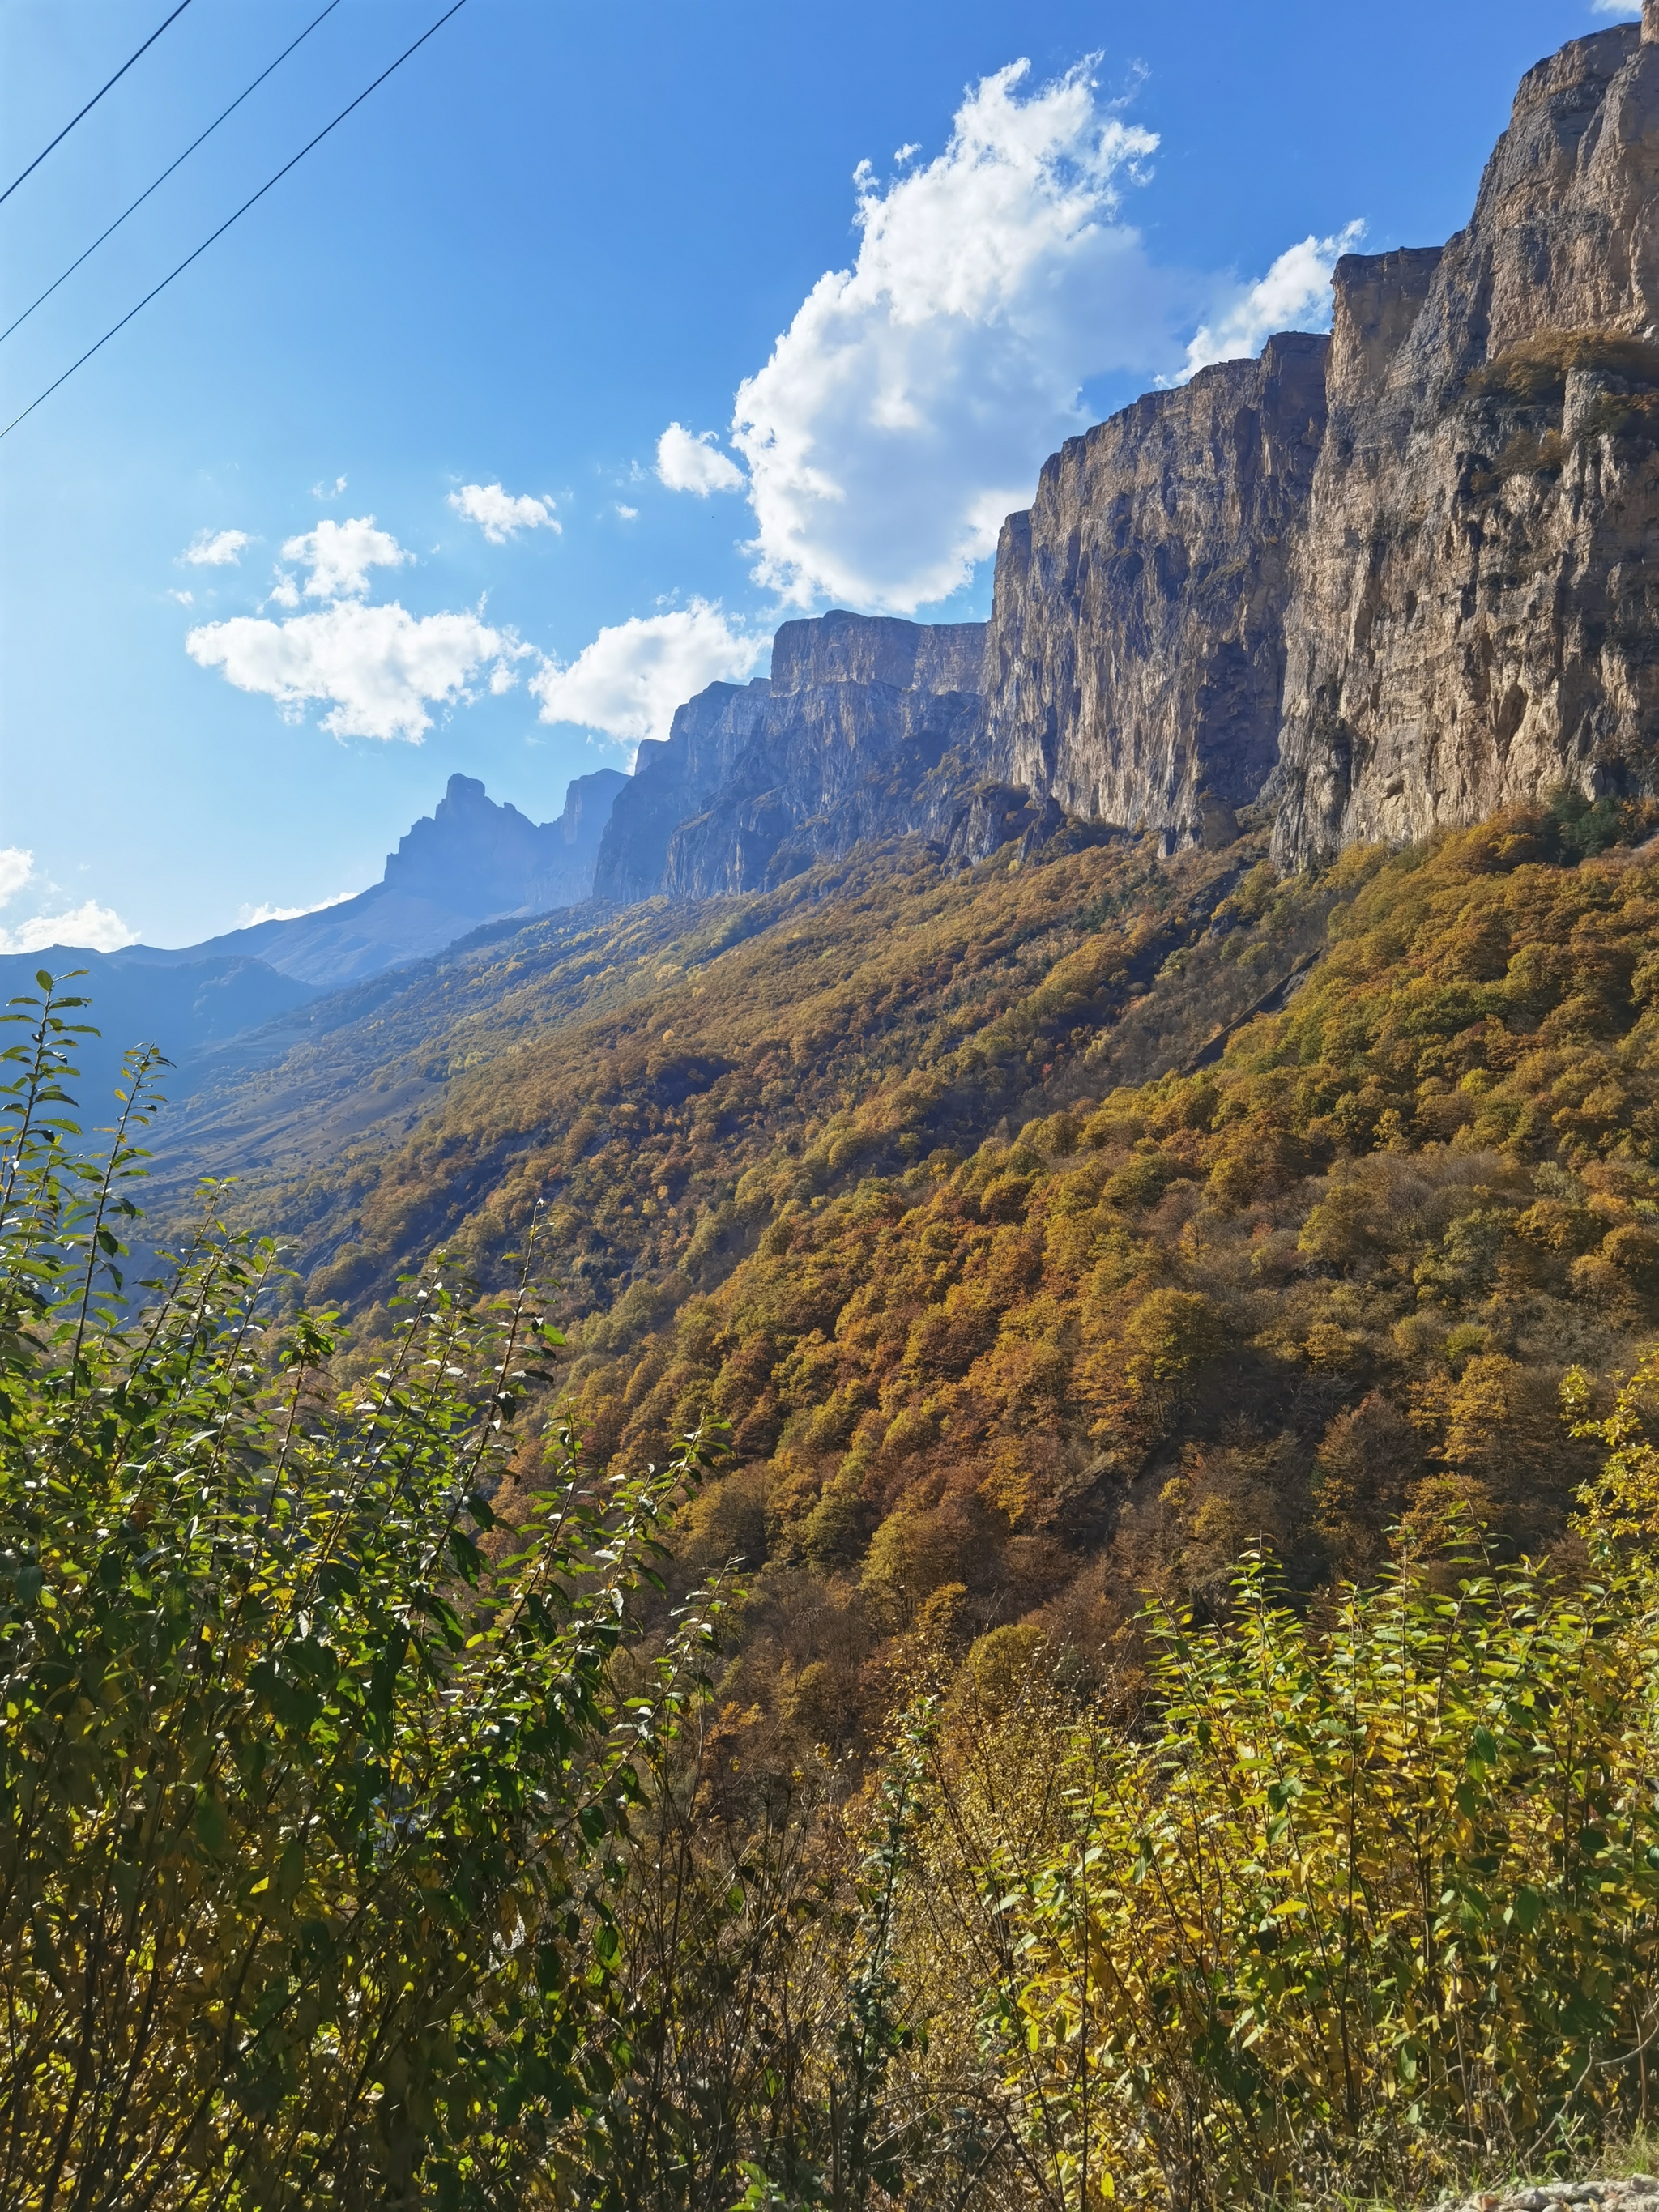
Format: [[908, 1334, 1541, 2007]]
[[151, 822, 1290, 1303], [45, 789, 1659, 2209], [134, 792, 1659, 1765]]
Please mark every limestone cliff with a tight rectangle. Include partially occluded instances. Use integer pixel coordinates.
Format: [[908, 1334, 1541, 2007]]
[[591, 681, 772, 902], [593, 612, 986, 900], [981, 334, 1329, 848], [1270, 18, 1659, 859], [591, 16, 1659, 891]]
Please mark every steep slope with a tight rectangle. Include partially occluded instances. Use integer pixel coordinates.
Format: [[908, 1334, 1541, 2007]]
[[125, 767, 626, 991], [113, 792, 1659, 1765], [138, 829, 1270, 1302], [1272, 17, 1659, 860], [553, 801, 1659, 1752], [595, 612, 988, 901], [981, 333, 1329, 847]]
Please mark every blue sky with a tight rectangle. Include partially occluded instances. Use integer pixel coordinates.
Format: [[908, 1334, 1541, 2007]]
[[0, 0, 1638, 948]]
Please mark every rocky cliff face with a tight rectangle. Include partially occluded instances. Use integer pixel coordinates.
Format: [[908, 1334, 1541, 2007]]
[[981, 333, 1329, 849], [591, 681, 773, 902], [589, 18, 1659, 892], [593, 612, 987, 900], [1270, 18, 1659, 859]]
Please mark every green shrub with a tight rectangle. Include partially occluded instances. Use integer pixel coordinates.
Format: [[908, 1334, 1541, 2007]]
[[0, 978, 719, 2210], [996, 1531, 1659, 2207]]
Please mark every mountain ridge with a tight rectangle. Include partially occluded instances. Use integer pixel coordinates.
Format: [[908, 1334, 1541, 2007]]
[[122, 765, 626, 991], [581, 17, 1659, 896]]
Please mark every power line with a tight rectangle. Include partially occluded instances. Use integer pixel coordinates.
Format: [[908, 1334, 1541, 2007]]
[[0, 0, 198, 212], [0, 0, 471, 445], [2, 1, 344, 349]]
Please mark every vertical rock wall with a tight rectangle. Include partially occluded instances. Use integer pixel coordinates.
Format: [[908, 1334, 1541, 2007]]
[[591, 19, 1659, 894], [1270, 21, 1659, 859], [979, 335, 1328, 846], [591, 680, 772, 902], [591, 613, 987, 901]]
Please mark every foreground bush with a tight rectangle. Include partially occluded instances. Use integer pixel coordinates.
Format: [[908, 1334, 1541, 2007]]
[[882, 1497, 1659, 2210], [0, 978, 717, 2211]]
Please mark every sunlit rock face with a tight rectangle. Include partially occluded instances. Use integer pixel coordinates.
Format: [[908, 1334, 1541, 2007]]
[[980, 334, 1329, 850], [1270, 21, 1659, 861], [598, 21, 1659, 890]]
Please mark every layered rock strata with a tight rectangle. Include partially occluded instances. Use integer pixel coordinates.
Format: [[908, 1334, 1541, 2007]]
[[593, 612, 987, 900], [1270, 18, 1659, 859], [981, 333, 1329, 849]]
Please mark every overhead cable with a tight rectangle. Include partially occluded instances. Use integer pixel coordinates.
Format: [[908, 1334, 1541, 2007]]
[[0, 0, 471, 445], [2, 1, 344, 348], [0, 0, 198, 211]]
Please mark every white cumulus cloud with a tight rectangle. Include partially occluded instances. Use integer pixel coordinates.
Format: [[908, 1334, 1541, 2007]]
[[281, 514, 411, 600], [1181, 222, 1367, 379], [182, 527, 250, 566], [0, 900, 136, 955], [1592, 2, 1641, 15], [655, 424, 746, 497], [448, 482, 560, 542], [726, 58, 1183, 612], [186, 601, 526, 743], [531, 600, 764, 750], [0, 847, 36, 905]]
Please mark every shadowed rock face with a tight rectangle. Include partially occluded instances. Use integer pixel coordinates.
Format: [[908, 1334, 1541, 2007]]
[[981, 334, 1330, 849], [1270, 20, 1659, 860], [593, 612, 987, 901], [591, 681, 773, 903]]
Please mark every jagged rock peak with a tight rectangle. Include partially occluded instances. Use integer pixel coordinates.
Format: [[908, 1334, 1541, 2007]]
[[378, 769, 624, 913], [382, 774, 544, 906]]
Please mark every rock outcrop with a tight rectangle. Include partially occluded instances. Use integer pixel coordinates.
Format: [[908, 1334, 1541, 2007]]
[[1269, 19, 1659, 859], [593, 612, 987, 900], [588, 18, 1659, 891], [981, 333, 1329, 849], [129, 768, 627, 992]]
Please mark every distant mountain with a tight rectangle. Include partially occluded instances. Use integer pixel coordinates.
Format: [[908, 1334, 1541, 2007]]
[[0, 946, 318, 1119], [6, 769, 629, 1110], [122, 768, 628, 992]]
